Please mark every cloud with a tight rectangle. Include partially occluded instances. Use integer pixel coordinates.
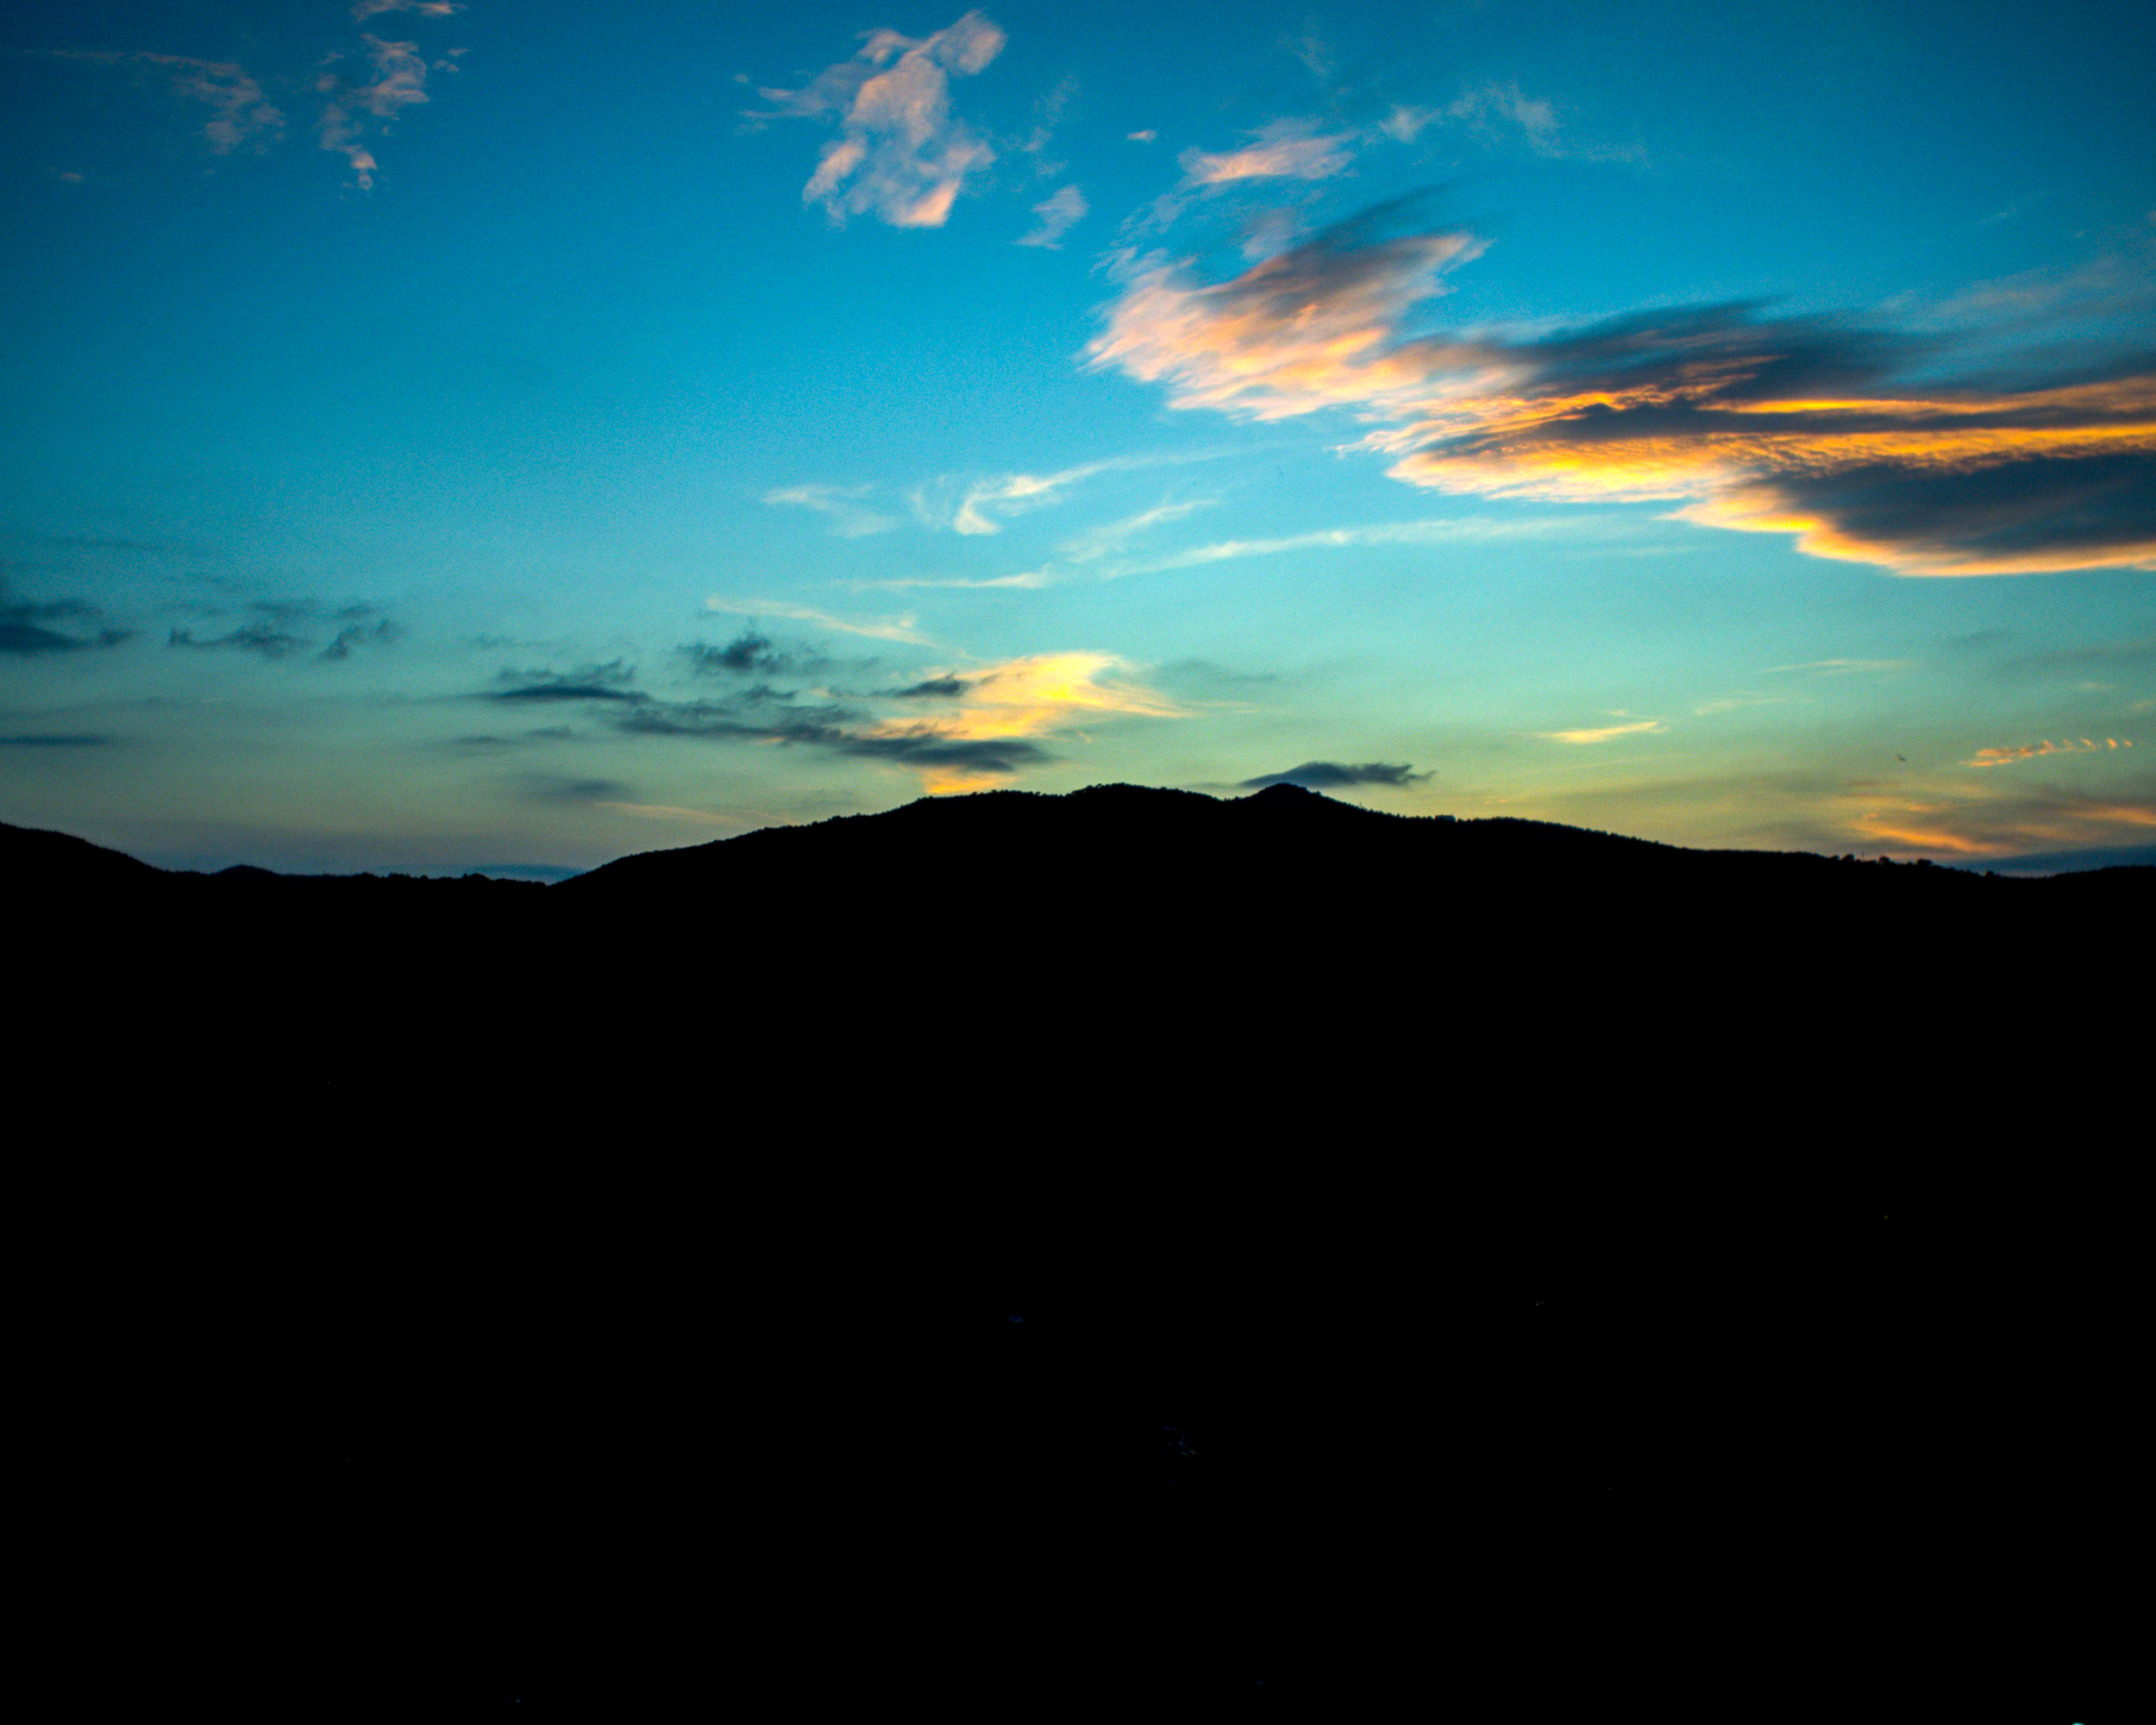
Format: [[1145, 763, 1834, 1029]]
[[763, 484, 897, 537], [352, 1, 461, 18], [1084, 195, 2156, 575], [522, 774, 636, 804], [0, 733, 117, 747], [166, 622, 310, 660], [887, 675, 970, 697], [705, 599, 932, 644], [317, 34, 434, 188], [489, 662, 644, 702], [1058, 499, 1215, 561], [1127, 129, 1156, 144], [158, 600, 398, 662], [317, 618, 402, 660], [37, 50, 286, 154], [1770, 659, 1918, 674], [1538, 719, 1665, 744], [1017, 184, 1087, 248], [753, 10, 1006, 229], [1177, 118, 1356, 187], [624, 649, 1181, 793], [1443, 82, 1561, 154], [1126, 117, 1361, 236], [1966, 737, 2134, 767], [1085, 197, 1489, 421], [0, 589, 131, 656], [681, 631, 815, 678], [1239, 761, 1428, 789], [1844, 782, 2156, 857]]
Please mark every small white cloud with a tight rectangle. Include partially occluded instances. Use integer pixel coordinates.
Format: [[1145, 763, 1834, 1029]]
[[1127, 129, 1156, 143], [1016, 184, 1087, 248], [1537, 718, 1665, 744]]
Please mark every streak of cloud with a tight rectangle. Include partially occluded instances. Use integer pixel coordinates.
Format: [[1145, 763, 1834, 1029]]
[[763, 484, 898, 537], [1966, 737, 2134, 767], [752, 11, 1006, 229], [1539, 718, 1665, 744]]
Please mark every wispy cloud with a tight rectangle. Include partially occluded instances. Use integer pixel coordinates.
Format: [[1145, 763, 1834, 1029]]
[[1538, 718, 1665, 744], [1966, 737, 2134, 767], [1126, 117, 1359, 236], [751, 10, 1006, 229], [36, 50, 285, 154], [762, 484, 898, 537], [317, 34, 433, 189], [1770, 658, 1919, 674], [1179, 118, 1356, 186], [704, 598, 933, 643], [1084, 193, 2156, 576], [1440, 82, 1561, 154], [353, 1, 461, 19], [1104, 512, 1619, 578], [1058, 499, 1215, 562], [1017, 184, 1087, 248]]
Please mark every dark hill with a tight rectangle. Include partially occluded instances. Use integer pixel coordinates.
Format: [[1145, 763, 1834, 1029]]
[[11, 783, 2145, 1143], [6, 788, 2139, 1711]]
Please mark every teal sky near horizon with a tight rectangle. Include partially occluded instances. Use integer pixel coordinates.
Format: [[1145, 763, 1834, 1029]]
[[3, 0, 2151, 875]]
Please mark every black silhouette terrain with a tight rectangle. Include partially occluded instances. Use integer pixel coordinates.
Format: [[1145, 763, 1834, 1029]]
[[8, 786, 2140, 1710]]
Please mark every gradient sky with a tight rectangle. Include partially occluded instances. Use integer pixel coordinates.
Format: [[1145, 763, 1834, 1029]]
[[4, 0, 2151, 875]]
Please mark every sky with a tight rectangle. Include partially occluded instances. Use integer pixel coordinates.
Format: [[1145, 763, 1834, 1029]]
[[3, 0, 2151, 876]]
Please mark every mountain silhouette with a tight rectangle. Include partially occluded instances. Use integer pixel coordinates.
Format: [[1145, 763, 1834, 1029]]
[[8, 785, 2140, 1709]]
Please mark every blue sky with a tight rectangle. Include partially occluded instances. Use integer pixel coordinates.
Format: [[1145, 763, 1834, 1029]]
[[3, 0, 2151, 874]]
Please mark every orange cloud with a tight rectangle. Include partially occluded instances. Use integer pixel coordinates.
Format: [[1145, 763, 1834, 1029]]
[[1967, 737, 2134, 767], [1084, 200, 2156, 575]]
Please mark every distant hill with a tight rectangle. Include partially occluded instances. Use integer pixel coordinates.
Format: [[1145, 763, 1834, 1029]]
[[10, 781, 2143, 1119]]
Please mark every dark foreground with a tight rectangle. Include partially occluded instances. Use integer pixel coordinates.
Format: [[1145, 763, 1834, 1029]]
[[9, 785, 2141, 1712]]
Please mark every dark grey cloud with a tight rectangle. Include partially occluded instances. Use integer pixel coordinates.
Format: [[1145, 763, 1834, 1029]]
[[1239, 761, 1430, 790], [521, 774, 636, 805], [490, 662, 645, 703], [681, 631, 822, 678], [163, 602, 400, 662], [318, 618, 403, 661], [1, 589, 133, 656], [886, 675, 970, 698], [0, 732, 117, 747], [167, 622, 309, 659]]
